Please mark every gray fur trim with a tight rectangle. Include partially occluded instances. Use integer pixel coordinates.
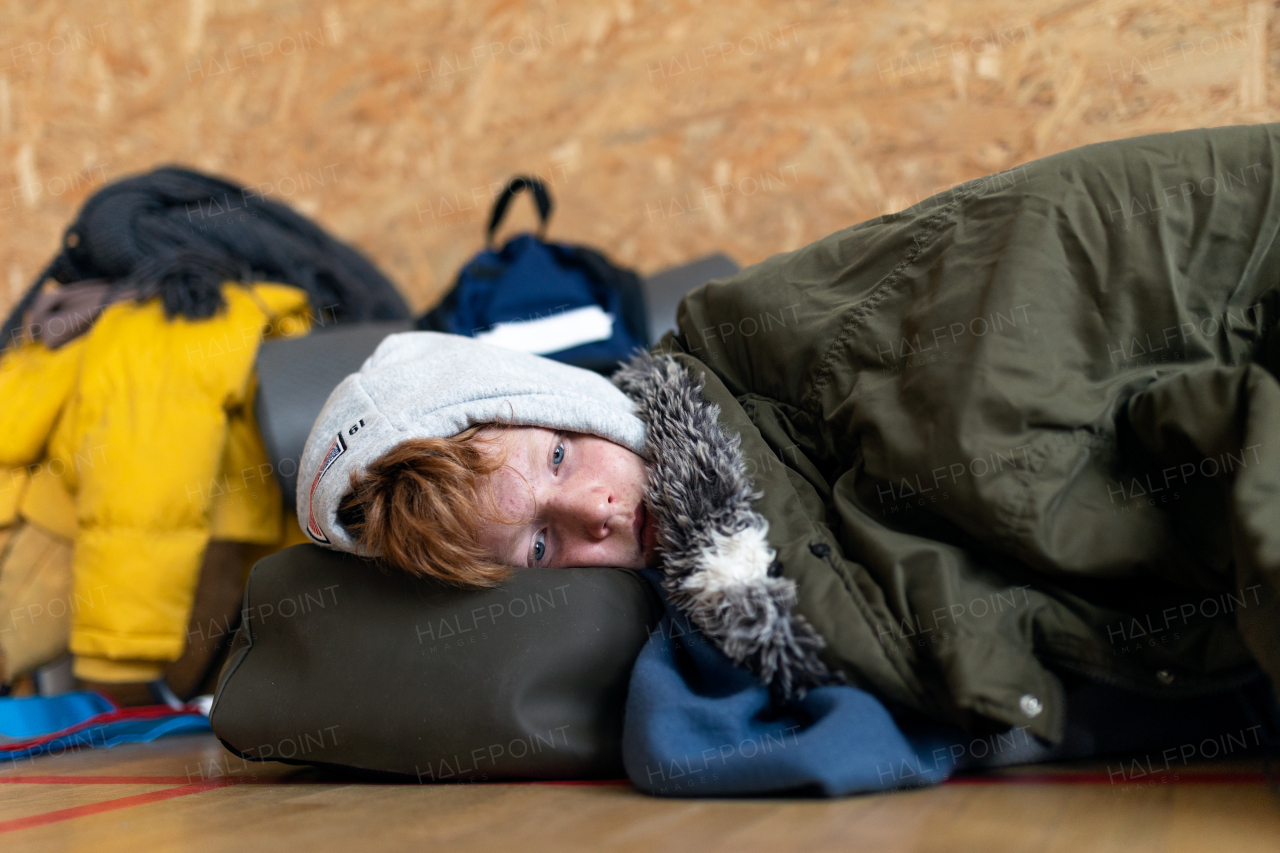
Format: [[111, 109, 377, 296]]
[[613, 350, 835, 700]]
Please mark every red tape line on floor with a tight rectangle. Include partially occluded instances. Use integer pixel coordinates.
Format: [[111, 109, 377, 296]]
[[0, 779, 236, 835], [0, 775, 635, 833], [0, 774, 633, 786], [0, 768, 1270, 833]]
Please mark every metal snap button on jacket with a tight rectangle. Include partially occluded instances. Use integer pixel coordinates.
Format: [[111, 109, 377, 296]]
[[1019, 694, 1044, 717]]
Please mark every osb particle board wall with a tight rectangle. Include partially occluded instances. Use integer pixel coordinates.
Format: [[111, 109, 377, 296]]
[[1, 0, 1276, 318]]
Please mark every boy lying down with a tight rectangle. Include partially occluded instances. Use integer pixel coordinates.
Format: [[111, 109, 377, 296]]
[[300, 123, 1280, 749]]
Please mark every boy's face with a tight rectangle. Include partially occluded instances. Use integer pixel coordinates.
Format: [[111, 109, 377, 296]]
[[476, 427, 657, 570]]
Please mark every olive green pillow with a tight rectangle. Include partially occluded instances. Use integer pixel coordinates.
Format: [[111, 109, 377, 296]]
[[210, 544, 660, 780]]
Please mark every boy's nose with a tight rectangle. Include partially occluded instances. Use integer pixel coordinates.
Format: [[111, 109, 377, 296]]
[[557, 484, 617, 540]]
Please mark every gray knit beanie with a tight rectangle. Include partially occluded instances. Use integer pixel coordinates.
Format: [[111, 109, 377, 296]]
[[297, 331, 648, 553]]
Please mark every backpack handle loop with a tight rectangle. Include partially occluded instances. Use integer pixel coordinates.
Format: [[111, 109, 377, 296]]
[[486, 176, 553, 247]]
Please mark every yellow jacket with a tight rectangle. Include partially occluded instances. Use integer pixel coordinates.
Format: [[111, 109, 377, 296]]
[[1, 284, 313, 677]]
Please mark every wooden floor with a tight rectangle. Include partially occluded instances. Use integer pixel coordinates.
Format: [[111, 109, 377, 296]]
[[0, 733, 1276, 852]]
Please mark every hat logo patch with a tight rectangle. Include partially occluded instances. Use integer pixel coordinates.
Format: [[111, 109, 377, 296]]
[[305, 432, 348, 543]]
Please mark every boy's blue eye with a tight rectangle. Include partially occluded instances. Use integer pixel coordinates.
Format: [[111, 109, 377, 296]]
[[533, 531, 546, 563], [552, 442, 564, 467]]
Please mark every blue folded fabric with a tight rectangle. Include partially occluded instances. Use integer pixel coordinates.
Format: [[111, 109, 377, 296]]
[[0, 691, 115, 741], [623, 571, 967, 797], [0, 691, 210, 763]]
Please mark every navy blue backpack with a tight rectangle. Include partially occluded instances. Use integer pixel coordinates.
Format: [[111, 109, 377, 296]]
[[416, 176, 649, 374]]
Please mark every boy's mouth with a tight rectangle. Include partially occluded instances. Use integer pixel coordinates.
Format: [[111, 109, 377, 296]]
[[638, 503, 658, 564]]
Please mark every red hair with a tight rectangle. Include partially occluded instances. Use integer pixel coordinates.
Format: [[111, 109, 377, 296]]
[[336, 424, 515, 587]]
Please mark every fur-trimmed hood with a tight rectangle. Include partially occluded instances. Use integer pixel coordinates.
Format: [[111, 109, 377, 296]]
[[613, 350, 835, 700]]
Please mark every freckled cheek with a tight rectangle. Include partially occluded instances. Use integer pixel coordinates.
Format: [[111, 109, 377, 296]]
[[605, 451, 643, 485], [566, 540, 620, 568], [490, 470, 535, 524]]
